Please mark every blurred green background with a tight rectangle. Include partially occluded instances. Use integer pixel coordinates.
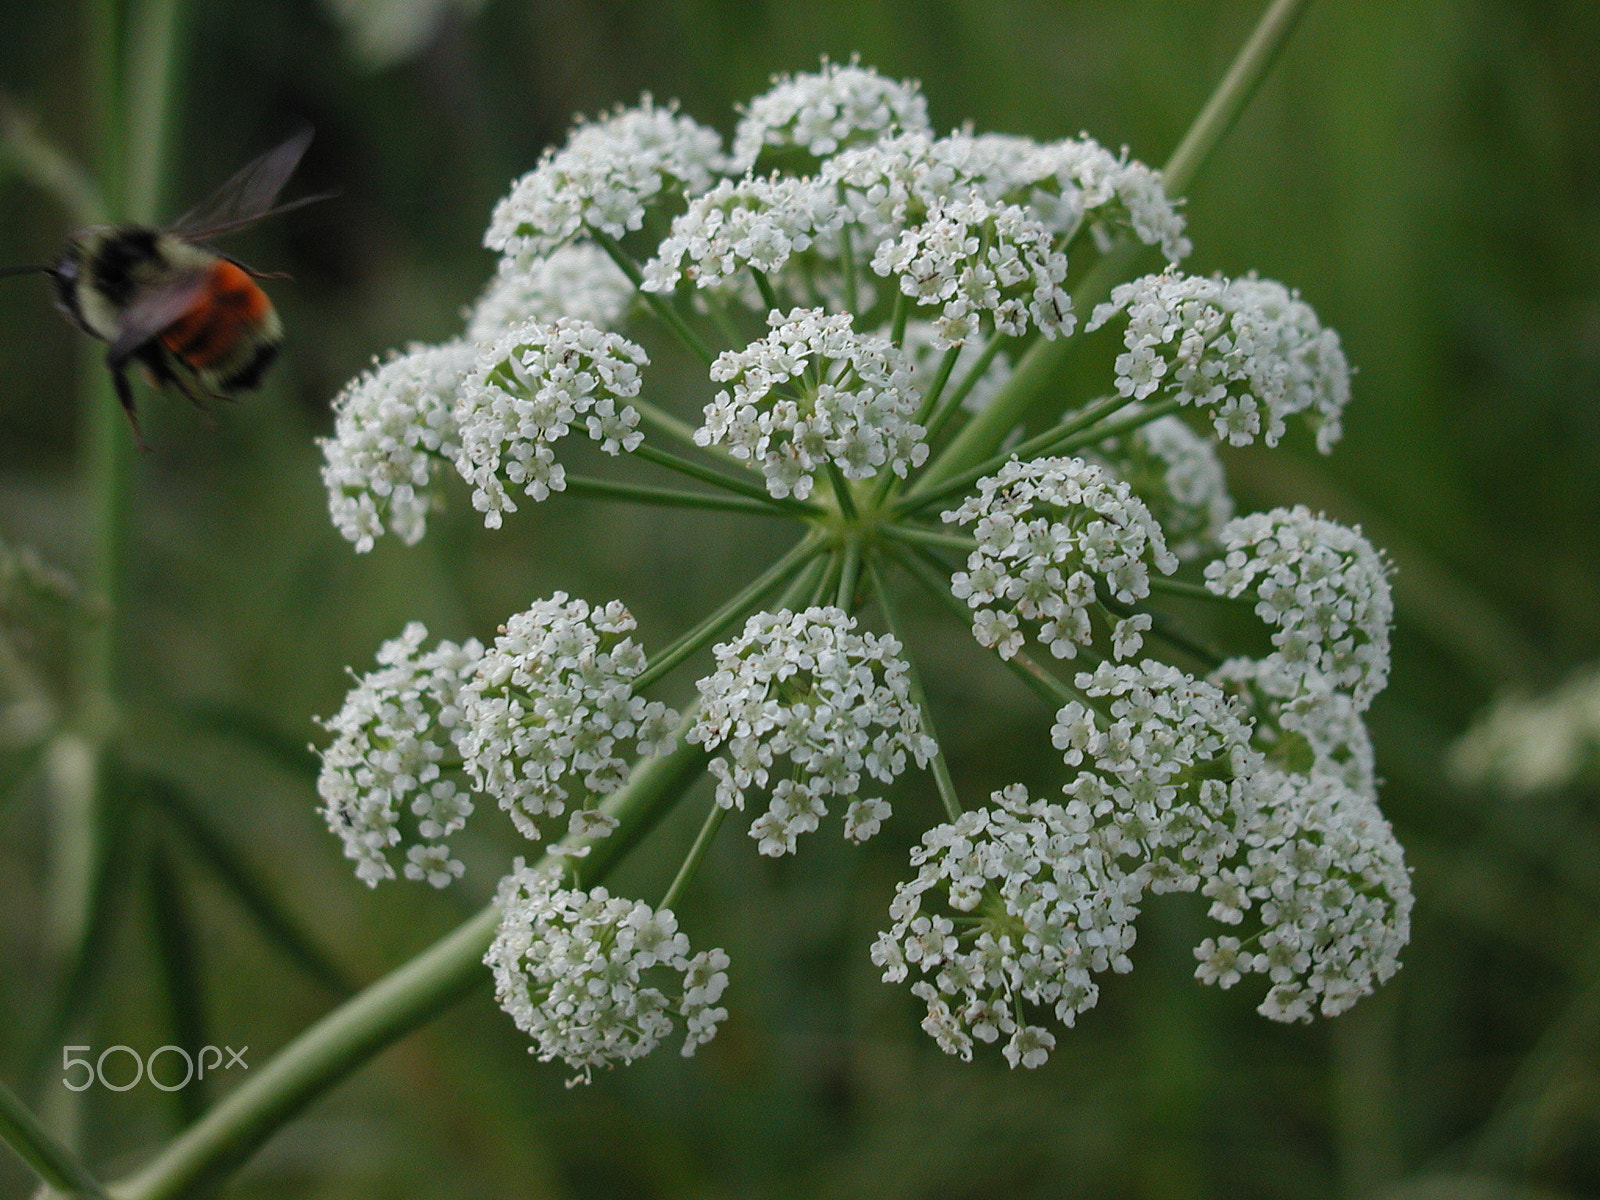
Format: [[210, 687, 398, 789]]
[[2, 0, 1598, 1196]]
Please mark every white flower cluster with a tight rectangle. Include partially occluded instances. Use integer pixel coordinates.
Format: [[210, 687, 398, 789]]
[[698, 308, 928, 500], [1002, 136, 1192, 261], [320, 342, 474, 553], [689, 607, 937, 856], [1087, 272, 1352, 452], [732, 58, 931, 170], [1448, 665, 1600, 797], [484, 98, 726, 260], [872, 199, 1072, 346], [945, 456, 1178, 661], [316, 622, 483, 888], [487, 863, 730, 1084], [459, 594, 678, 847], [876, 660, 1412, 1065], [1212, 655, 1378, 799], [466, 243, 634, 343], [642, 174, 843, 294], [1203, 506, 1393, 709], [455, 318, 649, 526], [1088, 410, 1232, 562]]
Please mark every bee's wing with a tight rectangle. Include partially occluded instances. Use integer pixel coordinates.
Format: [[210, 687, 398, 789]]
[[167, 125, 326, 240], [106, 269, 213, 368]]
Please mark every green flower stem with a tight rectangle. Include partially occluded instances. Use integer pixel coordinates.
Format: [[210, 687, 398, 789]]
[[912, 345, 962, 428], [561, 474, 796, 518], [631, 397, 707, 455], [890, 288, 911, 347], [811, 549, 844, 609], [0, 106, 108, 225], [923, 334, 1004, 446], [881, 525, 977, 555], [839, 227, 860, 315], [633, 443, 821, 516], [0, 1078, 109, 1198], [866, 555, 962, 821], [1053, 395, 1184, 455], [658, 801, 728, 912], [914, 0, 1311, 489], [897, 391, 1144, 516], [826, 462, 860, 522], [1099, 597, 1224, 671], [633, 534, 826, 694], [1147, 576, 1241, 603], [110, 724, 711, 1200], [123, 0, 187, 223], [591, 229, 716, 366], [885, 542, 1075, 709], [836, 539, 862, 611], [751, 268, 782, 315]]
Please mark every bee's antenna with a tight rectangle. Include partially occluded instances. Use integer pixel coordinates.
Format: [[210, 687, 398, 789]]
[[0, 264, 55, 281]]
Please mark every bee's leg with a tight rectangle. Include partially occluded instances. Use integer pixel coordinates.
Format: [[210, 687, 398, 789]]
[[225, 255, 290, 281], [108, 362, 151, 452], [169, 370, 222, 428]]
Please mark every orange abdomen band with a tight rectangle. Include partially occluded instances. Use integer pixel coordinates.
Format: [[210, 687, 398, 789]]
[[160, 260, 272, 370]]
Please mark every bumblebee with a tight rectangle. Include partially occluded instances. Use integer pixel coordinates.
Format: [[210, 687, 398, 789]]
[[2, 126, 328, 446]]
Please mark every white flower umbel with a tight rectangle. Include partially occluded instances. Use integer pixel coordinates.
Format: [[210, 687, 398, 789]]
[[689, 606, 937, 856], [945, 456, 1178, 661], [872, 198, 1073, 347], [320, 341, 474, 553], [1212, 656, 1378, 799], [699, 308, 927, 501], [1003, 136, 1191, 261], [1203, 507, 1393, 710], [484, 98, 727, 260], [1216, 768, 1412, 1022], [466, 244, 634, 342], [316, 622, 483, 887], [1087, 272, 1352, 452], [871, 784, 1114, 1069], [487, 862, 730, 1085], [1087, 409, 1232, 562], [641, 174, 844, 295], [455, 318, 648, 527], [459, 594, 678, 846], [731, 58, 931, 171], [1448, 665, 1600, 796]]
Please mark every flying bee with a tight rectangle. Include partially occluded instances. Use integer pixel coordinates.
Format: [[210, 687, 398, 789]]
[[0, 126, 330, 447]]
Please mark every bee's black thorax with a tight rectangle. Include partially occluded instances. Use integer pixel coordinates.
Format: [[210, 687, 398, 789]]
[[90, 225, 163, 308]]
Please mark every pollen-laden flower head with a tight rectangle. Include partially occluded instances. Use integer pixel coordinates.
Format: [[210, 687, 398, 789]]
[[1212, 656, 1377, 799], [1087, 409, 1233, 562], [698, 308, 928, 501], [1087, 271, 1352, 452], [1203, 507, 1393, 710], [316, 622, 482, 888], [485, 97, 727, 260], [945, 456, 1179, 661], [454, 318, 648, 527], [871, 198, 1073, 347], [487, 862, 730, 1085], [320, 342, 474, 553], [466, 244, 635, 343], [731, 58, 931, 172], [459, 594, 679, 847], [688, 606, 937, 856], [641, 174, 845, 296]]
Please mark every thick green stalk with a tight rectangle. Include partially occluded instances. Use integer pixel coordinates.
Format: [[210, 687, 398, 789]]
[[916, 0, 1312, 489], [0, 1079, 108, 1198], [659, 802, 727, 911], [634, 443, 821, 516], [122, 0, 187, 223], [109, 728, 711, 1200]]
